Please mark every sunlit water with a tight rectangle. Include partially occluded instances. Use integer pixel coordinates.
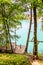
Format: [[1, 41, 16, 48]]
[[11, 20, 43, 53]]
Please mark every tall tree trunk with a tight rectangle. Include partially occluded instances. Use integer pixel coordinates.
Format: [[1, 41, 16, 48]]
[[6, 20, 14, 53], [25, 8, 32, 53], [1, 3, 13, 53], [33, 5, 38, 59]]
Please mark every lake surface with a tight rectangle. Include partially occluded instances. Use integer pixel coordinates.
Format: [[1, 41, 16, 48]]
[[11, 20, 43, 53]]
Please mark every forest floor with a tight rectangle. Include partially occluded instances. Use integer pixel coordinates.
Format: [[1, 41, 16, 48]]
[[25, 53, 43, 65], [38, 60, 43, 65], [32, 60, 40, 65], [32, 60, 43, 65]]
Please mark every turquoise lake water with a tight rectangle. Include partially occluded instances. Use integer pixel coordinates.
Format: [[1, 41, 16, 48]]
[[11, 20, 43, 53]]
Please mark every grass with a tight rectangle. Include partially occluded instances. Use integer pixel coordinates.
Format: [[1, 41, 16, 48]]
[[39, 61, 43, 65], [38, 53, 43, 57], [38, 53, 43, 65], [0, 53, 31, 65], [29, 53, 43, 57]]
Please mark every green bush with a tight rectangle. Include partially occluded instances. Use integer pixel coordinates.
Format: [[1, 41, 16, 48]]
[[0, 54, 31, 65]]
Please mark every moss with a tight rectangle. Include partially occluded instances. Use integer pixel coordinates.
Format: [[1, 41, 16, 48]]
[[0, 53, 31, 65]]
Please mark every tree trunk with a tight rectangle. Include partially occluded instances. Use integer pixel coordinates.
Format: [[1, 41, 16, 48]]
[[1, 3, 13, 53], [33, 5, 38, 59], [6, 21, 14, 53], [25, 8, 32, 53]]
